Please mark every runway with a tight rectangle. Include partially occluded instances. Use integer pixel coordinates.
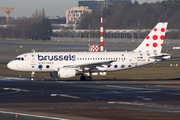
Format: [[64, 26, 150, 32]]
[[1, 76, 180, 119]]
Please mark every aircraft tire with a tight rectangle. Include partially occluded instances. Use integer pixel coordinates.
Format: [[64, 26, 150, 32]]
[[80, 75, 86, 81], [30, 77, 34, 81]]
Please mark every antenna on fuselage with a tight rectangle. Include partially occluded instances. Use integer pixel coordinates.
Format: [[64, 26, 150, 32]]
[[32, 49, 35, 53]]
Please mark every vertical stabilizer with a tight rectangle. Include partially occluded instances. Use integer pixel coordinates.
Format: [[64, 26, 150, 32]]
[[134, 22, 168, 53]]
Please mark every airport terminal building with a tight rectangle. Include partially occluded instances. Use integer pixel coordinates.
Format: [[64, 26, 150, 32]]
[[66, 6, 92, 24], [78, 0, 131, 10]]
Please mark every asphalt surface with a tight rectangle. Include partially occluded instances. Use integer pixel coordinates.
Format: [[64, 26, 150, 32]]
[[1, 76, 180, 119]]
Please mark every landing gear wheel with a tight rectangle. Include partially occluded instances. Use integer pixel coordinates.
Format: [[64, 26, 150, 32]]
[[80, 75, 86, 81], [86, 76, 92, 81], [30, 77, 34, 81]]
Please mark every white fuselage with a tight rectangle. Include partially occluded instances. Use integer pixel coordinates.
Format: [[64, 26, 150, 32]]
[[7, 51, 159, 73]]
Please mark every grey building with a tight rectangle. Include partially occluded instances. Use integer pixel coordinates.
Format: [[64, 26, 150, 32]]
[[78, 0, 131, 10]]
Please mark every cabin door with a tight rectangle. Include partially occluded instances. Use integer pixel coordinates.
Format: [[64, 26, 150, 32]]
[[30, 54, 36, 65]]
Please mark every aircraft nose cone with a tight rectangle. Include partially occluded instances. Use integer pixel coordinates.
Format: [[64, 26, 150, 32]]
[[7, 61, 15, 70]]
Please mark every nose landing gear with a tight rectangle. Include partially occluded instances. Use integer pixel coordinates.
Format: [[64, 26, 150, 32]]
[[30, 72, 35, 81]]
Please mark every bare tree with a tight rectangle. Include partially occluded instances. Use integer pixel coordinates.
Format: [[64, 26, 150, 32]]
[[42, 7, 46, 19]]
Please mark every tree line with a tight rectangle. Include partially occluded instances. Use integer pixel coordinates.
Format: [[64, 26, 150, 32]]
[[0, 8, 52, 40], [77, 0, 180, 39]]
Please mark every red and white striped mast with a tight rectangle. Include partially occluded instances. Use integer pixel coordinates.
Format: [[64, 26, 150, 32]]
[[88, 24, 91, 51], [100, 12, 104, 52]]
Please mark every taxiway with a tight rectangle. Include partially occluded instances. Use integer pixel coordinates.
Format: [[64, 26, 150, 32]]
[[0, 76, 180, 119]]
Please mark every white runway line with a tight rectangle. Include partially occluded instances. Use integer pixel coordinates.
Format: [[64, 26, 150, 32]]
[[3, 88, 30, 92], [0, 76, 28, 81], [106, 85, 157, 90], [57, 81, 74, 84], [0, 110, 70, 120], [51, 94, 80, 99]]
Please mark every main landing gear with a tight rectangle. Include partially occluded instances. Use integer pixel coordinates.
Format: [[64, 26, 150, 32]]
[[80, 74, 92, 81], [30, 72, 35, 81]]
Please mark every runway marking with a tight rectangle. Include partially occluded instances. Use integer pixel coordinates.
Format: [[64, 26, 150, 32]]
[[57, 81, 75, 84], [106, 85, 156, 90], [3, 88, 30, 92], [0, 76, 28, 81], [109, 102, 180, 113], [51, 94, 80, 99], [136, 96, 152, 101], [0, 110, 70, 120]]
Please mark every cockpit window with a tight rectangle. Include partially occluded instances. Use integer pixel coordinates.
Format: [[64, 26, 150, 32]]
[[15, 57, 24, 61]]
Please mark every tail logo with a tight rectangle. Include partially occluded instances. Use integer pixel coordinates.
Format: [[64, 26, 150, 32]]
[[145, 26, 166, 48], [134, 22, 168, 53]]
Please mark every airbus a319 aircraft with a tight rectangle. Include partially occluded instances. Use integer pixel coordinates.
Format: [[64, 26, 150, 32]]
[[7, 22, 171, 81]]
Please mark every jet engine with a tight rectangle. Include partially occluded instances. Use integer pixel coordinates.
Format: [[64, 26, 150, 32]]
[[50, 68, 77, 78]]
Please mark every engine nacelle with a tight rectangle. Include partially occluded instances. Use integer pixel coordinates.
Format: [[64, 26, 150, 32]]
[[50, 68, 77, 78]]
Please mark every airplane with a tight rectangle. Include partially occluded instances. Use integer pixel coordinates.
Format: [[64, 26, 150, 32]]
[[7, 22, 171, 81]]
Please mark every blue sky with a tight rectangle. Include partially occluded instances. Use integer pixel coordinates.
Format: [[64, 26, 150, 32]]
[[1, 0, 163, 17]]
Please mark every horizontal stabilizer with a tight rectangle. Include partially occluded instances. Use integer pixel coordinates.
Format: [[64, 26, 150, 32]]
[[149, 54, 171, 60]]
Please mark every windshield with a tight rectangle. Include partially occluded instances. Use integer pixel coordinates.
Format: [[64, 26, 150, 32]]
[[14, 57, 24, 61]]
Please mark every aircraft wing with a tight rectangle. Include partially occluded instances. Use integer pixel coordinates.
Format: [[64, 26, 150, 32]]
[[63, 60, 116, 68]]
